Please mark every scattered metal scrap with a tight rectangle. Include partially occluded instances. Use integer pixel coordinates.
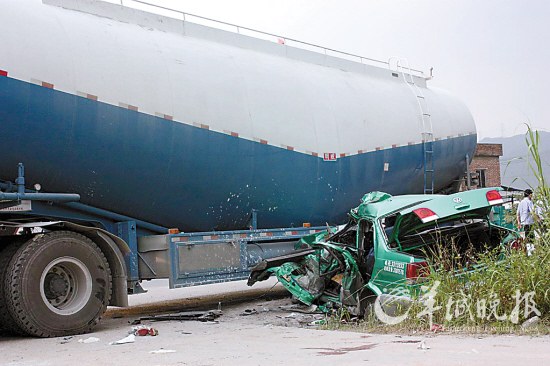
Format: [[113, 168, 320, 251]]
[[278, 304, 321, 314], [276, 311, 326, 327], [391, 340, 422, 344], [131, 309, 222, 325]]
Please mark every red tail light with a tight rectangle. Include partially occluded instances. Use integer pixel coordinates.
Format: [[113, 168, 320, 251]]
[[413, 208, 438, 223], [406, 261, 430, 279], [486, 190, 503, 205]]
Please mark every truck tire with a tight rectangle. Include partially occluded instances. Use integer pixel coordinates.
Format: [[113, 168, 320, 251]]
[[0, 237, 28, 335], [4, 231, 112, 337]]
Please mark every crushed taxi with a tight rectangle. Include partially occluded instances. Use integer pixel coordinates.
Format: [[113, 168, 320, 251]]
[[248, 188, 519, 316]]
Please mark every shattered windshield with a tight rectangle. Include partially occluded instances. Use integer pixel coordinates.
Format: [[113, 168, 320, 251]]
[[327, 221, 358, 247], [327, 219, 374, 251]]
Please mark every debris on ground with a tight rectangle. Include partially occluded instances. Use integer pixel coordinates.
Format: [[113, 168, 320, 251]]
[[279, 304, 320, 314], [521, 316, 540, 329], [110, 334, 136, 345], [78, 337, 100, 344], [131, 325, 158, 336], [304, 344, 376, 356], [149, 349, 176, 354], [240, 309, 258, 316], [430, 323, 444, 333], [308, 319, 326, 326], [417, 340, 430, 350], [59, 336, 73, 344], [131, 309, 222, 325], [391, 340, 421, 344], [275, 312, 325, 327]]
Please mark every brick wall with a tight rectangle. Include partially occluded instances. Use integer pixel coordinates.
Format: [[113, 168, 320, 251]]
[[473, 143, 503, 157], [468, 143, 503, 188]]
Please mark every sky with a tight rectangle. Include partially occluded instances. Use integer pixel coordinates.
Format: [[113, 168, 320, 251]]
[[113, 0, 550, 139]]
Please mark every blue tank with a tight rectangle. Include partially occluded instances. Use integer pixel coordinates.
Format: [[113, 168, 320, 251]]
[[0, 0, 476, 231]]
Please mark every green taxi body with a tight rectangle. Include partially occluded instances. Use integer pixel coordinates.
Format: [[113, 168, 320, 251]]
[[249, 187, 518, 314]]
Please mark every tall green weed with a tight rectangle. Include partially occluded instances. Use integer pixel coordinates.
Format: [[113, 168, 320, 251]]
[[412, 126, 550, 330]]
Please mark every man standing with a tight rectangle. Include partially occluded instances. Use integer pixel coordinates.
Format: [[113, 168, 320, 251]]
[[517, 189, 536, 240]]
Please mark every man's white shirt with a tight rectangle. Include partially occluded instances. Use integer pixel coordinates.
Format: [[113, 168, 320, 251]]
[[517, 197, 535, 225]]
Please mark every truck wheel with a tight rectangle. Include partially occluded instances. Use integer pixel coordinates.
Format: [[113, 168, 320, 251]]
[[4, 231, 112, 337], [0, 237, 28, 335]]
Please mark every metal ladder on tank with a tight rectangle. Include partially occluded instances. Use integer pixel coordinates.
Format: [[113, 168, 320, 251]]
[[396, 59, 435, 194]]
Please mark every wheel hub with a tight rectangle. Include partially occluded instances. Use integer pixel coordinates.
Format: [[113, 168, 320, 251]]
[[39, 257, 93, 316], [44, 272, 69, 299]]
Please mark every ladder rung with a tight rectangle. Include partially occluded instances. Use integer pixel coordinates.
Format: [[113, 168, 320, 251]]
[[425, 169, 434, 173], [417, 95, 425, 99], [423, 113, 431, 116]]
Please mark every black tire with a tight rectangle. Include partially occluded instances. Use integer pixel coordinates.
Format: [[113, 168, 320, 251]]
[[0, 236, 28, 335], [4, 231, 112, 337]]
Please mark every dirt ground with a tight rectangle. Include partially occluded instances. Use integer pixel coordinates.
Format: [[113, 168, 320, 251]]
[[1, 279, 549, 366]]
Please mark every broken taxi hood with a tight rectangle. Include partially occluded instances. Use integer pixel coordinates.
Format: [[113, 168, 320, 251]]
[[388, 187, 504, 243]]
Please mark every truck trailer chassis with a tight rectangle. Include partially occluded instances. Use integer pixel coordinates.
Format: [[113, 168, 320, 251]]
[[0, 164, 322, 337]]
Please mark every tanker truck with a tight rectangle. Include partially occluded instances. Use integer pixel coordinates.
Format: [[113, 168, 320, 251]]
[[0, 0, 477, 337]]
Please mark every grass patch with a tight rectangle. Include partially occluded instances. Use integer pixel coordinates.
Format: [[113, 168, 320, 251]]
[[322, 239, 550, 335]]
